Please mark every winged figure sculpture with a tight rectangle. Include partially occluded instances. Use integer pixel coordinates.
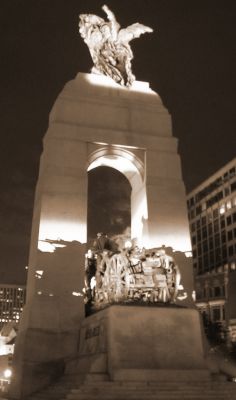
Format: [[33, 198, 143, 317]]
[[79, 5, 153, 87]]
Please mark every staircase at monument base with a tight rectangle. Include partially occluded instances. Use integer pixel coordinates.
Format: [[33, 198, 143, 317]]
[[26, 375, 236, 400]]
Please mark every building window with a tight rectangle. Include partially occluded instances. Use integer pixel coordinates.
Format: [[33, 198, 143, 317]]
[[196, 205, 202, 215], [203, 240, 208, 252], [228, 245, 234, 256], [209, 251, 214, 265], [222, 286, 225, 296], [227, 215, 232, 225], [214, 234, 220, 247], [212, 307, 221, 321], [203, 254, 209, 270], [215, 247, 221, 266], [190, 210, 195, 219], [214, 287, 221, 297], [198, 257, 203, 273], [228, 230, 233, 241], [223, 172, 229, 181], [222, 306, 225, 320], [229, 167, 236, 177], [221, 231, 226, 243], [213, 209, 219, 219], [208, 223, 213, 235], [220, 218, 225, 229], [231, 181, 236, 192], [202, 226, 207, 239], [191, 222, 196, 232], [209, 237, 214, 250], [222, 245, 227, 260], [214, 220, 219, 233], [196, 290, 202, 300], [224, 188, 230, 197], [197, 243, 202, 255], [208, 213, 213, 223], [233, 212, 236, 223], [190, 197, 195, 206]]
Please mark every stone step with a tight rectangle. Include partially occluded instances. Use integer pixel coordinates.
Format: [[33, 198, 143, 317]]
[[71, 382, 236, 388], [66, 390, 236, 399], [69, 384, 236, 392], [67, 396, 234, 399], [85, 373, 110, 382], [66, 395, 235, 400], [73, 388, 236, 394], [71, 391, 236, 395], [74, 383, 235, 389], [76, 380, 229, 386], [29, 392, 236, 400], [27, 378, 236, 400], [31, 396, 230, 400]]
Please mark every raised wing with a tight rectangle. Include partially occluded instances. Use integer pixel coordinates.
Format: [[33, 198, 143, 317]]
[[118, 23, 153, 44]]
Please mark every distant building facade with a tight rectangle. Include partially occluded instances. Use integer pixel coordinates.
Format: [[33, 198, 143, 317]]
[[187, 158, 236, 340], [0, 285, 26, 329]]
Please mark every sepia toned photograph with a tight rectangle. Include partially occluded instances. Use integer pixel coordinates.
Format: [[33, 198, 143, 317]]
[[0, 1, 236, 399]]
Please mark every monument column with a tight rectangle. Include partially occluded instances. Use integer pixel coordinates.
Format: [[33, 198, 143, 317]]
[[10, 6, 198, 398]]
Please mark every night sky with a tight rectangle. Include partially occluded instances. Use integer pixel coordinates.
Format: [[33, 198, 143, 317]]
[[0, 0, 235, 284]]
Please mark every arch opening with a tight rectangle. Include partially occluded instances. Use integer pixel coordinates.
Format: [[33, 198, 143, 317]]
[[87, 166, 131, 243], [87, 148, 148, 245]]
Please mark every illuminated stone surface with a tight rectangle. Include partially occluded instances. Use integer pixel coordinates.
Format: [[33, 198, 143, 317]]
[[10, 243, 85, 398], [67, 305, 210, 381], [27, 71, 193, 302], [43, 72, 191, 252]]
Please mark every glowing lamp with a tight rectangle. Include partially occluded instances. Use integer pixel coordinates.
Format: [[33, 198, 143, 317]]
[[4, 369, 12, 379]]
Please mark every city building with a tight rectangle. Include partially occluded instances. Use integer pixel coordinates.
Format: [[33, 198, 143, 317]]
[[187, 158, 236, 341], [0, 285, 26, 329]]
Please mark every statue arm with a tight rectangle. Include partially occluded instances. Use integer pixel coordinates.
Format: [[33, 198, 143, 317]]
[[102, 4, 120, 39]]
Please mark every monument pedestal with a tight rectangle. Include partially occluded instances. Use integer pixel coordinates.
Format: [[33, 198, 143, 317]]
[[67, 305, 210, 382]]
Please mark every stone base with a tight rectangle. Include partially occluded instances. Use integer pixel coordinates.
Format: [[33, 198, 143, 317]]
[[112, 368, 210, 382], [9, 295, 84, 399], [67, 305, 210, 381]]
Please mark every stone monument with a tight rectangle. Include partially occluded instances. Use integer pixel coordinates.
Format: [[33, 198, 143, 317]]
[[10, 6, 207, 398]]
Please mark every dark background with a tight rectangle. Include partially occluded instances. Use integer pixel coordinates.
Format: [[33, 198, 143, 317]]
[[0, 0, 235, 284]]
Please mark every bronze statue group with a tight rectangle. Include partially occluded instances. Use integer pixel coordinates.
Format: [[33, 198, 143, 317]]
[[84, 233, 181, 312]]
